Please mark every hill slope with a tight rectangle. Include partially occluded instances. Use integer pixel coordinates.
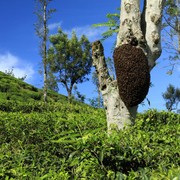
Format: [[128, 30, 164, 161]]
[[0, 71, 67, 102], [0, 71, 179, 179]]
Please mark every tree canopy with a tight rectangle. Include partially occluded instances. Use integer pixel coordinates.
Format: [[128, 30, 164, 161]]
[[47, 28, 92, 98]]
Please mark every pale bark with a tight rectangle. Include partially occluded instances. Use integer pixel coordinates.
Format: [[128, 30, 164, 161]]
[[43, 2, 48, 103], [117, 0, 145, 48], [117, 0, 164, 69], [92, 0, 164, 132], [92, 41, 137, 131], [145, 0, 165, 69]]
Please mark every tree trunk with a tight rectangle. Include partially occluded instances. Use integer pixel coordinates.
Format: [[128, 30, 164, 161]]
[[43, 64, 48, 102], [92, 41, 137, 131], [63, 81, 73, 101], [43, 2, 48, 103], [92, 0, 164, 132]]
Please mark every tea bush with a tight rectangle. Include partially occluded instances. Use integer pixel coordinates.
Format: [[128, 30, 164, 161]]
[[0, 102, 179, 179], [0, 71, 67, 102], [0, 71, 179, 179], [0, 101, 106, 179]]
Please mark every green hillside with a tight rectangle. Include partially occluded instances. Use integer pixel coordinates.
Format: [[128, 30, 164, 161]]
[[0, 71, 179, 179], [0, 71, 68, 102]]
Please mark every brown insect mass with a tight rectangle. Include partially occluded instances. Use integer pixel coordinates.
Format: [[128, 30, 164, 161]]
[[113, 44, 150, 107]]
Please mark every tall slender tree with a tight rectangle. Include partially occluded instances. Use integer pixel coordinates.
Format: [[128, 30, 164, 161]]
[[34, 0, 55, 102], [92, 0, 165, 132]]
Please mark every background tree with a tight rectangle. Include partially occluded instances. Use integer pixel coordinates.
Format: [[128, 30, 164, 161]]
[[91, 71, 103, 108], [92, 0, 165, 132], [48, 28, 92, 99], [46, 70, 59, 92], [163, 0, 180, 74], [73, 85, 86, 103], [34, 0, 55, 102], [162, 84, 180, 112]]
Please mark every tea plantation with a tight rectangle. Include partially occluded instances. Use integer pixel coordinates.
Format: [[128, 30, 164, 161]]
[[0, 71, 179, 179]]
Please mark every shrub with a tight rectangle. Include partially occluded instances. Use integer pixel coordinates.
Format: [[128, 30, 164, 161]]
[[0, 108, 179, 179]]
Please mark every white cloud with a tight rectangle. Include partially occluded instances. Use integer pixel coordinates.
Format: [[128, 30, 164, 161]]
[[64, 25, 108, 42], [0, 52, 34, 80], [48, 22, 62, 31]]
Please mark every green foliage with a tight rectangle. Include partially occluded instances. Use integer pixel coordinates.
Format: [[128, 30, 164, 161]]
[[163, 0, 180, 73], [73, 85, 86, 103], [48, 28, 92, 98], [0, 71, 66, 103], [93, 9, 120, 41], [46, 71, 59, 92], [0, 100, 106, 179], [0, 99, 179, 179], [0, 70, 179, 179], [164, 0, 180, 28], [162, 84, 180, 112]]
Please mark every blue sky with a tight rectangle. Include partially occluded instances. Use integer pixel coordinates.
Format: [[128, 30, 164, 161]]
[[0, 0, 179, 112]]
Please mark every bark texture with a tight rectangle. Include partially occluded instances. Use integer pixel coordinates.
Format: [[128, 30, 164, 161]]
[[145, 0, 165, 69], [92, 41, 137, 131], [117, 0, 164, 69], [43, 3, 48, 103], [92, 0, 164, 132]]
